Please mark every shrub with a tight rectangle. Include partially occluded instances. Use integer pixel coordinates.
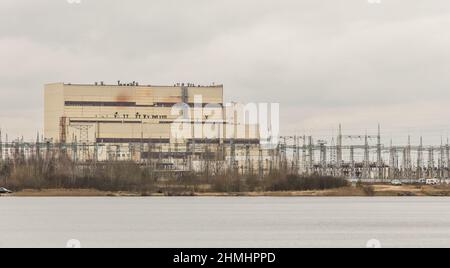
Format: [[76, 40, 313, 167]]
[[269, 175, 349, 191]]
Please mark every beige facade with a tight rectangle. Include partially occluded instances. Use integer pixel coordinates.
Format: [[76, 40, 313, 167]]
[[44, 83, 259, 145]]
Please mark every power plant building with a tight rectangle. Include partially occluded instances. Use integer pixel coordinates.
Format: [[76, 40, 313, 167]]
[[44, 82, 264, 169]]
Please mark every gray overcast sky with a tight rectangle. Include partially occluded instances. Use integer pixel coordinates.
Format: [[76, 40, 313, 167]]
[[0, 0, 449, 144]]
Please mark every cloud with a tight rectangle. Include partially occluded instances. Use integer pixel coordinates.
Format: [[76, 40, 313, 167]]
[[0, 0, 449, 141]]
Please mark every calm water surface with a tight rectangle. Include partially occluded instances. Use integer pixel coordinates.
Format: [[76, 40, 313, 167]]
[[1, 197, 450, 248]]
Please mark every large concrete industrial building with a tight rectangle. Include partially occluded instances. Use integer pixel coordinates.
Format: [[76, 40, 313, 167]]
[[44, 82, 260, 143], [44, 82, 264, 169]]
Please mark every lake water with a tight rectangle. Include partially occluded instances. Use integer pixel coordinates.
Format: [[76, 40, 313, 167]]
[[1, 197, 450, 248]]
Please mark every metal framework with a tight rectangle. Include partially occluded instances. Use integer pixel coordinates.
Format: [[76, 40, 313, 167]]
[[1, 126, 449, 182]]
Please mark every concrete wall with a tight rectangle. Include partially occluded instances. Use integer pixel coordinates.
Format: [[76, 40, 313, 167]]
[[44, 83, 65, 142]]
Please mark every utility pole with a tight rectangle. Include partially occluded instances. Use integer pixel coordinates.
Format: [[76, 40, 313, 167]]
[[377, 125, 383, 181], [363, 133, 370, 181], [389, 140, 397, 180], [417, 136, 423, 179], [302, 135, 307, 175], [428, 147, 434, 178], [258, 144, 263, 180], [407, 136, 412, 181], [294, 136, 300, 175], [308, 136, 313, 175], [318, 140, 327, 176], [402, 136, 412, 181], [439, 138, 445, 180], [350, 145, 355, 179], [337, 124, 343, 176], [330, 138, 336, 176]]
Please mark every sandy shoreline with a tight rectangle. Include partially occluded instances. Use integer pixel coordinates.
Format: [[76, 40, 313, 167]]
[[2, 185, 450, 197]]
